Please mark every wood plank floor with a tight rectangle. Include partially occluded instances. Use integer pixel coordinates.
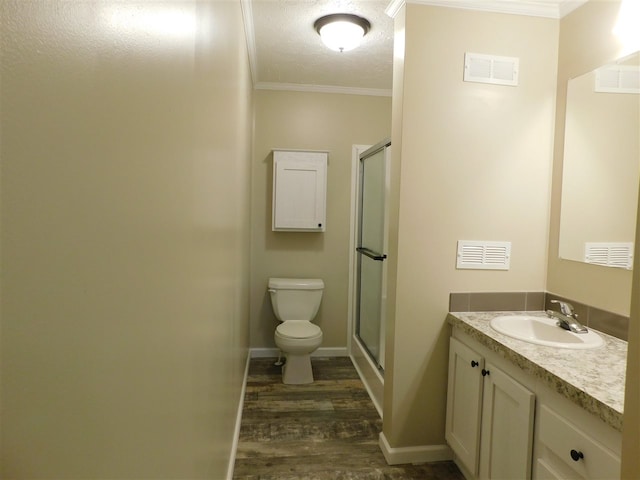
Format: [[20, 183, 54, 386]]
[[233, 357, 464, 480]]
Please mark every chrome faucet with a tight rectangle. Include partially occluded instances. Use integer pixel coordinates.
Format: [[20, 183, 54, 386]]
[[546, 300, 588, 334]]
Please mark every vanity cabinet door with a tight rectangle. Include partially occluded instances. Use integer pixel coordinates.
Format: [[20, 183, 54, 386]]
[[478, 363, 535, 480], [446, 337, 484, 476]]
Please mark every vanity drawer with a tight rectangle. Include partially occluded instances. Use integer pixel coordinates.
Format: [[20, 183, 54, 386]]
[[537, 405, 620, 479]]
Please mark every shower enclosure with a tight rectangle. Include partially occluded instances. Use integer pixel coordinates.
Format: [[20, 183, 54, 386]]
[[355, 139, 390, 372]]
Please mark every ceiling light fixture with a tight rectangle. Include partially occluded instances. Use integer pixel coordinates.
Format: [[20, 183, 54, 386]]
[[314, 14, 371, 53]]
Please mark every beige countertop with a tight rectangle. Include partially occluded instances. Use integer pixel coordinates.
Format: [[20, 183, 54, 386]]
[[447, 311, 627, 432]]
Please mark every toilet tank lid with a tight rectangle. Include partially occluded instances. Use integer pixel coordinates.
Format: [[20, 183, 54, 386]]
[[268, 278, 324, 290]]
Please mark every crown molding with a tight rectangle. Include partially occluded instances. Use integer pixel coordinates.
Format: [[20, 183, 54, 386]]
[[386, 0, 406, 18], [255, 82, 392, 97], [406, 0, 588, 19]]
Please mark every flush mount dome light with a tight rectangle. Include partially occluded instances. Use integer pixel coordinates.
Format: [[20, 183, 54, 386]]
[[314, 14, 371, 52]]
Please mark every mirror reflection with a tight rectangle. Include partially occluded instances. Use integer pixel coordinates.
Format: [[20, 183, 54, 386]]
[[559, 51, 640, 269]]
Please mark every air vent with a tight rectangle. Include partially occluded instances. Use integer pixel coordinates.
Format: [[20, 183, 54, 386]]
[[584, 242, 634, 269], [456, 241, 511, 270], [595, 65, 640, 94], [464, 53, 519, 87]]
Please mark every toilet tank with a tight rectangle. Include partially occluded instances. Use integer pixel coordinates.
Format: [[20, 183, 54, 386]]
[[268, 278, 324, 321]]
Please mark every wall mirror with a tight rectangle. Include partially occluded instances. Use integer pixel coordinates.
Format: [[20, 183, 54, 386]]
[[558, 51, 640, 269]]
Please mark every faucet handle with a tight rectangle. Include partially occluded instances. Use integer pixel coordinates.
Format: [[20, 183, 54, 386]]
[[551, 299, 575, 316]]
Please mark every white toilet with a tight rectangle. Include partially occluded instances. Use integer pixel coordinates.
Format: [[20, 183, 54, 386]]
[[268, 277, 324, 384]]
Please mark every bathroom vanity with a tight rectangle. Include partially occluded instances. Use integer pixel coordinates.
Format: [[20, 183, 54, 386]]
[[446, 311, 626, 480]]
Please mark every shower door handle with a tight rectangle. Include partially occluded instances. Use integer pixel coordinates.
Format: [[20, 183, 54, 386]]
[[356, 247, 387, 261]]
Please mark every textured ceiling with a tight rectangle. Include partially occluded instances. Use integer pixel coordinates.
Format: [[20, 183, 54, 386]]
[[246, 0, 587, 95], [250, 0, 394, 93]]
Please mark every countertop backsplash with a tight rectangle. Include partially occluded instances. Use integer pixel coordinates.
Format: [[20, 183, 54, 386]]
[[450, 291, 629, 341]]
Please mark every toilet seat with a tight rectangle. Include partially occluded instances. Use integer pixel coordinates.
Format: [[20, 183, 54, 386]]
[[276, 321, 321, 339]]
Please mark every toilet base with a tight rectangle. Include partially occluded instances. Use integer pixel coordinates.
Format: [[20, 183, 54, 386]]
[[281, 353, 314, 384]]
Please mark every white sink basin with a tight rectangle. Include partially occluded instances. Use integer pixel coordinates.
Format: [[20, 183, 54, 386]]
[[490, 315, 604, 349]]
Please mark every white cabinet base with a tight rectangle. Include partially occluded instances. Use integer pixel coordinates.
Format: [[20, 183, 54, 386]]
[[447, 328, 621, 480], [446, 337, 534, 480]]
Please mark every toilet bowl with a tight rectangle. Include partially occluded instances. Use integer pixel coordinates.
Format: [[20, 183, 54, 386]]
[[268, 278, 324, 384]]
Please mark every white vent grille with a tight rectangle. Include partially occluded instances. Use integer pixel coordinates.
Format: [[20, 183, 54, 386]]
[[595, 65, 640, 94], [464, 53, 519, 87], [457, 241, 511, 270], [585, 242, 634, 269]]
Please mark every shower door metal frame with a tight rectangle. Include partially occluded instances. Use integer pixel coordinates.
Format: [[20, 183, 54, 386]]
[[355, 139, 391, 372]]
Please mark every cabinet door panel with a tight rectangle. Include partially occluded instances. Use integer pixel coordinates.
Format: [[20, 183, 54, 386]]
[[272, 151, 327, 231], [479, 363, 535, 480], [536, 405, 620, 479], [446, 337, 484, 475]]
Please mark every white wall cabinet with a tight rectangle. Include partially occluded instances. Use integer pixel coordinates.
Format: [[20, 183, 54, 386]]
[[272, 150, 327, 232], [446, 337, 535, 480]]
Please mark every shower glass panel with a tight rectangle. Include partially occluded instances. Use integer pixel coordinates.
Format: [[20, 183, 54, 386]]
[[356, 140, 389, 371], [357, 252, 384, 364], [361, 150, 385, 256]]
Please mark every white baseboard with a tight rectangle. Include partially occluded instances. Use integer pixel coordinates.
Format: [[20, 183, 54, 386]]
[[250, 348, 280, 358], [250, 347, 348, 358], [226, 349, 251, 480], [378, 432, 453, 465]]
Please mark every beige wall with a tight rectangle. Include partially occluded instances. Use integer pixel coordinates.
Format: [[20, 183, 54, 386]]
[[547, 0, 634, 315], [383, 0, 406, 443], [250, 90, 391, 349], [0, 1, 252, 478], [384, 4, 558, 448]]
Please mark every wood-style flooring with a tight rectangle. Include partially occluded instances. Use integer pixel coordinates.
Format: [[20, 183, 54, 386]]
[[233, 357, 464, 479]]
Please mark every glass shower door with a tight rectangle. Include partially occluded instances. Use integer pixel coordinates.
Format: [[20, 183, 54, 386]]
[[356, 140, 389, 370]]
